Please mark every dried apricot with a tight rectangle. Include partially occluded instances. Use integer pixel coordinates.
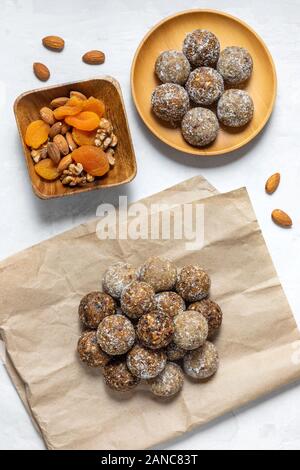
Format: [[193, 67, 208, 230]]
[[34, 158, 60, 181], [53, 105, 82, 120], [72, 128, 97, 146], [72, 145, 109, 176], [83, 97, 105, 118], [25, 120, 50, 149], [67, 96, 85, 109], [65, 111, 100, 131]]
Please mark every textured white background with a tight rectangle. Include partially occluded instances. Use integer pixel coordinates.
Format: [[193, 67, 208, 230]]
[[0, 0, 300, 450]]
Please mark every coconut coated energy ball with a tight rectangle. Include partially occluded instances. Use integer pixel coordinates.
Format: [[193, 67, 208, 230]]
[[121, 281, 155, 320], [97, 314, 135, 355], [126, 344, 167, 379], [185, 67, 224, 106], [138, 256, 177, 292], [151, 83, 189, 125], [174, 310, 208, 350], [149, 362, 184, 398], [217, 46, 253, 85], [137, 311, 174, 350], [103, 359, 140, 392], [155, 291, 186, 318], [78, 291, 116, 329], [183, 341, 219, 379], [102, 262, 137, 299], [155, 50, 191, 85], [183, 29, 220, 68], [181, 107, 219, 147], [217, 89, 254, 127], [176, 265, 211, 301], [77, 330, 110, 368], [189, 299, 223, 338]]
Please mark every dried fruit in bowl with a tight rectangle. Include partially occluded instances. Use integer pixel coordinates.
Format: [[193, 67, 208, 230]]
[[72, 145, 109, 176], [72, 128, 98, 146], [53, 105, 82, 120], [34, 158, 60, 181], [25, 120, 50, 149], [83, 97, 105, 118], [65, 111, 100, 131]]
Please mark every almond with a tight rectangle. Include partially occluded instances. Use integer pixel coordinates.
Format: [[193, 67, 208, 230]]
[[33, 62, 50, 81], [53, 134, 69, 156], [49, 122, 63, 139], [61, 123, 71, 135], [66, 131, 77, 152], [42, 35, 65, 52], [57, 154, 73, 173], [70, 90, 87, 101], [271, 209, 292, 228], [50, 97, 69, 109], [265, 173, 280, 194], [82, 50, 105, 65], [47, 142, 61, 165], [40, 107, 55, 126]]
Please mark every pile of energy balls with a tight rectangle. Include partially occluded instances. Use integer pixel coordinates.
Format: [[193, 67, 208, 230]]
[[151, 29, 254, 147], [77, 257, 223, 399]]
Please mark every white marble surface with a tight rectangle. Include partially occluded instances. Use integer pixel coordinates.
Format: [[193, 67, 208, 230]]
[[0, 0, 300, 450]]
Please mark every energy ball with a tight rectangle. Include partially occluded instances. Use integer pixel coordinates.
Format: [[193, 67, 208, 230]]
[[138, 256, 177, 292], [173, 310, 208, 350], [137, 311, 174, 350], [183, 29, 220, 68], [78, 291, 116, 329], [155, 291, 186, 318], [97, 314, 135, 355], [217, 46, 253, 85], [149, 362, 184, 398], [121, 281, 155, 320], [181, 107, 219, 147], [184, 341, 219, 379], [151, 83, 189, 125], [155, 50, 191, 85], [102, 262, 137, 299], [176, 265, 211, 302], [189, 299, 223, 338], [103, 359, 140, 392], [166, 342, 186, 361], [77, 331, 110, 368], [185, 67, 224, 106], [217, 89, 254, 127], [126, 344, 167, 379]]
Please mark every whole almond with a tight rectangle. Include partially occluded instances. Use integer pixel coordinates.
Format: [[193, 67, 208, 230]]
[[53, 134, 69, 156], [40, 107, 55, 126], [82, 50, 105, 65], [265, 173, 280, 194], [272, 209, 292, 228], [33, 62, 50, 81], [49, 121, 63, 139], [66, 131, 77, 152], [57, 154, 73, 173], [42, 35, 65, 52], [50, 97, 69, 109], [47, 142, 61, 165], [70, 90, 87, 101], [61, 123, 71, 135]]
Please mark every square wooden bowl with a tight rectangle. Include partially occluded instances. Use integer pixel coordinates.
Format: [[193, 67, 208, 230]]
[[14, 77, 137, 199]]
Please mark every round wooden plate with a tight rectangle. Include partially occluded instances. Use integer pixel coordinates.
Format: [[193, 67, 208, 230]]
[[131, 9, 277, 156]]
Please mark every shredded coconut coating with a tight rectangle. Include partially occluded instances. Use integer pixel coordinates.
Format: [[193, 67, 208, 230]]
[[138, 256, 177, 292], [217, 46, 253, 85], [183, 29, 220, 67], [155, 50, 191, 85], [151, 83, 189, 125], [137, 311, 174, 350], [127, 344, 167, 379], [181, 107, 219, 147], [185, 67, 224, 106], [217, 89, 254, 127], [166, 341, 186, 361], [121, 281, 155, 319], [78, 291, 116, 329], [102, 262, 137, 299], [155, 291, 186, 318], [97, 314, 135, 355], [174, 310, 208, 350], [184, 341, 219, 379], [176, 265, 211, 301], [77, 330, 110, 368], [149, 362, 184, 398], [103, 359, 140, 392], [189, 299, 223, 338]]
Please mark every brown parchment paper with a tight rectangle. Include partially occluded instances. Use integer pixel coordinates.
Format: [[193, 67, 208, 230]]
[[0, 175, 300, 450]]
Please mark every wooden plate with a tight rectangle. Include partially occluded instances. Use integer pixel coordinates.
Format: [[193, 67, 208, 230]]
[[131, 9, 277, 156], [14, 77, 137, 199]]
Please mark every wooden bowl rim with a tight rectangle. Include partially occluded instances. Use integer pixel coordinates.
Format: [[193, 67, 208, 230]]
[[14, 76, 137, 199], [131, 8, 277, 156]]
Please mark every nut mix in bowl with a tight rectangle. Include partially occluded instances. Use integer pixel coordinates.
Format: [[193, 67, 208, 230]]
[[77, 256, 223, 399]]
